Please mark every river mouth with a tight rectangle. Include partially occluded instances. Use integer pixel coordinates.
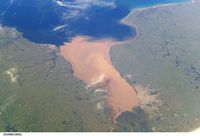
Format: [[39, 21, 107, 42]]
[[0, 0, 189, 46], [58, 0, 191, 125], [60, 37, 139, 122]]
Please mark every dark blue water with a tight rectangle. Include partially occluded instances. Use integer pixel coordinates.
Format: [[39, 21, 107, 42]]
[[0, 0, 190, 46]]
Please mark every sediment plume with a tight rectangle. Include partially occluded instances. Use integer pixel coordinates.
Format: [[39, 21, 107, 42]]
[[60, 37, 139, 122]]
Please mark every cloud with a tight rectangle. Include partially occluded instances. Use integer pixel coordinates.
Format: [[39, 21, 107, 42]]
[[53, 0, 116, 9], [53, 0, 116, 20]]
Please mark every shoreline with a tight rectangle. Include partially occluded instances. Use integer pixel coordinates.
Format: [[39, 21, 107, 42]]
[[119, 0, 200, 132], [59, 0, 195, 123], [119, 0, 194, 45]]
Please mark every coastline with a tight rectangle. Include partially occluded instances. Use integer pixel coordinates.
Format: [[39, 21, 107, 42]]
[[114, 0, 200, 131], [59, 0, 195, 123], [0, 0, 200, 132], [120, 0, 194, 45]]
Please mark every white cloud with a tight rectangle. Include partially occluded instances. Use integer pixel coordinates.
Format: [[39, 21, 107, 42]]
[[53, 0, 116, 9], [53, 0, 116, 20], [53, 24, 68, 31]]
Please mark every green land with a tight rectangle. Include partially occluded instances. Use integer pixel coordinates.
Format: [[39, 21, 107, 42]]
[[0, 2, 200, 132], [111, 2, 200, 131]]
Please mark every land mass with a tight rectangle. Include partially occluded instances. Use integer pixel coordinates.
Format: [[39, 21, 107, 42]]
[[111, 0, 200, 131], [1, 0, 200, 132]]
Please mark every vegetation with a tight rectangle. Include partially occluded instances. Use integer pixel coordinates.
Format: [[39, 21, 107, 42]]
[[0, 27, 112, 131], [111, 2, 200, 131], [1, 1, 200, 132]]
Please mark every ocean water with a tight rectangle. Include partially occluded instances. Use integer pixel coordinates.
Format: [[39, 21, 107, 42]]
[[117, 0, 190, 9], [0, 0, 190, 46]]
